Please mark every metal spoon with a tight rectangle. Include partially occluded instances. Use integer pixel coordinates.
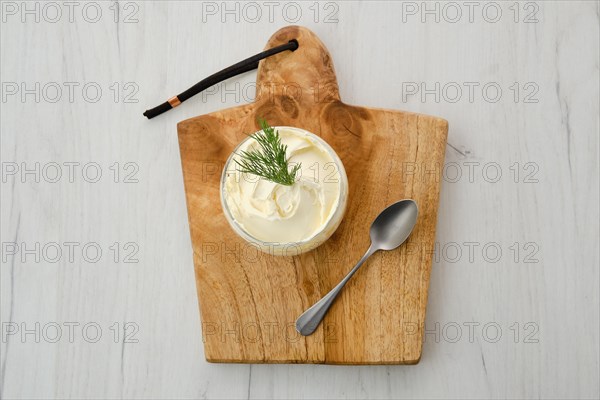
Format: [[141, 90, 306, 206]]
[[295, 199, 419, 336]]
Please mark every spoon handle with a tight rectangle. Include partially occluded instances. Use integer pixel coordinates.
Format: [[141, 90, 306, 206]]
[[295, 246, 376, 336]]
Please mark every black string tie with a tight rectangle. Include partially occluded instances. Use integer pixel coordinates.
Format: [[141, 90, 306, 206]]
[[143, 39, 299, 119]]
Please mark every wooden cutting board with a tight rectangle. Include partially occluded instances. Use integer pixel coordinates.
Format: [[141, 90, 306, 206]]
[[177, 26, 448, 364]]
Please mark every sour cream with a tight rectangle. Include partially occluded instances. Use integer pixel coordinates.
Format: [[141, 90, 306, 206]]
[[221, 126, 348, 254]]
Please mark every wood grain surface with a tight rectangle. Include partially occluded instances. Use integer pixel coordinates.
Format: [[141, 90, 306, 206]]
[[177, 26, 448, 364], [2, 2, 599, 398]]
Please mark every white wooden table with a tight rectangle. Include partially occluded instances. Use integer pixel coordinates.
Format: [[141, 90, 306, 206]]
[[1, 1, 598, 399]]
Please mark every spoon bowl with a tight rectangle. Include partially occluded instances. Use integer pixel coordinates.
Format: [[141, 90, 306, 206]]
[[370, 200, 418, 250]]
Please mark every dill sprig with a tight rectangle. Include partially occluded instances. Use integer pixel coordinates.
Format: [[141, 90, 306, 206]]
[[234, 119, 301, 186]]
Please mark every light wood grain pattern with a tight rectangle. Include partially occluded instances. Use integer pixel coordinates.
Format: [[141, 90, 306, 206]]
[[177, 26, 448, 364], [1, 1, 599, 398]]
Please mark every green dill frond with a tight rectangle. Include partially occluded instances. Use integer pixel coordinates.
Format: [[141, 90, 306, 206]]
[[234, 119, 301, 186]]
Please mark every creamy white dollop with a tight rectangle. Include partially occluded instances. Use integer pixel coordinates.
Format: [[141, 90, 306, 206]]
[[223, 127, 344, 244]]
